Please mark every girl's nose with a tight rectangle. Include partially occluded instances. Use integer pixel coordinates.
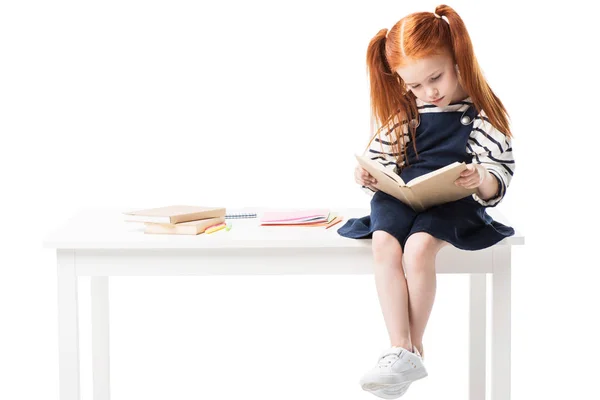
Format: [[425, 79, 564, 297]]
[[427, 87, 440, 100]]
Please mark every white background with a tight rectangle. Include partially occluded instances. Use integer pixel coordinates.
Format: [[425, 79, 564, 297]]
[[1, 0, 599, 399]]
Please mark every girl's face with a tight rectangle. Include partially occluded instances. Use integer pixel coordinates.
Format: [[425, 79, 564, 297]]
[[396, 50, 468, 107]]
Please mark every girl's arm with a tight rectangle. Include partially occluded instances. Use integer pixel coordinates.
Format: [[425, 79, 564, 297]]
[[466, 115, 516, 207], [476, 170, 502, 201], [359, 119, 409, 196]]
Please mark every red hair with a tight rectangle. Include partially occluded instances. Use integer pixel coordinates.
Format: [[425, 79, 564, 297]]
[[366, 4, 512, 167]]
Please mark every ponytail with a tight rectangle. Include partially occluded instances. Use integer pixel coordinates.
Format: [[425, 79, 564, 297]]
[[366, 29, 419, 167], [435, 5, 512, 137]]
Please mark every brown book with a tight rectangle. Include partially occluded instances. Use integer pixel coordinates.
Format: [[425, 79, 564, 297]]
[[124, 205, 225, 224], [355, 154, 477, 212], [144, 216, 226, 235]]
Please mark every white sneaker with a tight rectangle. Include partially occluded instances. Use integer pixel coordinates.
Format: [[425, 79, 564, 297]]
[[369, 346, 425, 399], [360, 345, 427, 395]]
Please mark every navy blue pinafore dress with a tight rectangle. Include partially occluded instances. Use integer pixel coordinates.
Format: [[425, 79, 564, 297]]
[[337, 103, 514, 251]]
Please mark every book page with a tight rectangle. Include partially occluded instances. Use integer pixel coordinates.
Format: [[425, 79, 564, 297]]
[[355, 154, 405, 186], [355, 154, 415, 208], [407, 162, 477, 210], [401, 189, 425, 212], [406, 162, 463, 186]]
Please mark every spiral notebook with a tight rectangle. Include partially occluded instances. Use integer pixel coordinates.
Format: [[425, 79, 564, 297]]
[[225, 212, 257, 219]]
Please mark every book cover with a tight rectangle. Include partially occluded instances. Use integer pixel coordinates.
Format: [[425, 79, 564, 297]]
[[144, 216, 226, 235], [355, 154, 477, 212], [124, 205, 226, 224]]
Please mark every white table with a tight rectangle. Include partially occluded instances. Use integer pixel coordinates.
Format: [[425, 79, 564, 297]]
[[44, 208, 524, 400]]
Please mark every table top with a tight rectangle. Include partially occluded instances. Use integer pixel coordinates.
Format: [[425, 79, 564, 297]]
[[43, 207, 524, 250]]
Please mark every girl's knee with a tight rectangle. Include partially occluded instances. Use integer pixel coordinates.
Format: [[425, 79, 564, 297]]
[[371, 230, 403, 263], [403, 232, 448, 273]]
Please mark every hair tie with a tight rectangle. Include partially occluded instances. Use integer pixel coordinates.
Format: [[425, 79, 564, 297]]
[[433, 12, 449, 23]]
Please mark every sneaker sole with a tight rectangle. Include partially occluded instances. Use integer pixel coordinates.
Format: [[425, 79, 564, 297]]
[[372, 384, 410, 399], [361, 368, 428, 391]]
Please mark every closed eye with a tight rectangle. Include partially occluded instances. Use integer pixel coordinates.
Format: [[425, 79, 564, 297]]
[[409, 74, 442, 89]]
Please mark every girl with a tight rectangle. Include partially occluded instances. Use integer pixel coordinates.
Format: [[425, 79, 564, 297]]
[[337, 4, 515, 399]]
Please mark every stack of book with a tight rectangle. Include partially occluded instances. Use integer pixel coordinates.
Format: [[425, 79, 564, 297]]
[[124, 205, 226, 235], [260, 209, 343, 229]]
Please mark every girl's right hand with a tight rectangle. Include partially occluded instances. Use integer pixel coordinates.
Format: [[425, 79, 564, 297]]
[[355, 165, 378, 190]]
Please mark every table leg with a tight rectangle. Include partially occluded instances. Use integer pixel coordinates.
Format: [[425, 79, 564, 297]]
[[469, 273, 486, 400], [57, 250, 80, 400], [492, 246, 512, 400], [91, 277, 111, 400]]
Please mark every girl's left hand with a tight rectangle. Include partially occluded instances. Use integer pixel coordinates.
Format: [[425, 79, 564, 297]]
[[454, 164, 488, 189]]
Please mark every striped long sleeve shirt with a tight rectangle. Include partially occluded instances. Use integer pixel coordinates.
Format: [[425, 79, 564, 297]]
[[361, 99, 515, 207]]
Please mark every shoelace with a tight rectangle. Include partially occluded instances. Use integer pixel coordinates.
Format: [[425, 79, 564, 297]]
[[378, 351, 401, 368]]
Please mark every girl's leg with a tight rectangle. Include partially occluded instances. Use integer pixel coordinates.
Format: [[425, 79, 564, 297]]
[[371, 230, 411, 350], [403, 232, 449, 355]]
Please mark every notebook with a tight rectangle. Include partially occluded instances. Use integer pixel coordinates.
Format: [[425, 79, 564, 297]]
[[225, 212, 257, 219], [260, 215, 344, 228], [260, 209, 330, 225]]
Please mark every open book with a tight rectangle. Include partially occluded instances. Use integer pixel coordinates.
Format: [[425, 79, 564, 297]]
[[355, 154, 477, 212]]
